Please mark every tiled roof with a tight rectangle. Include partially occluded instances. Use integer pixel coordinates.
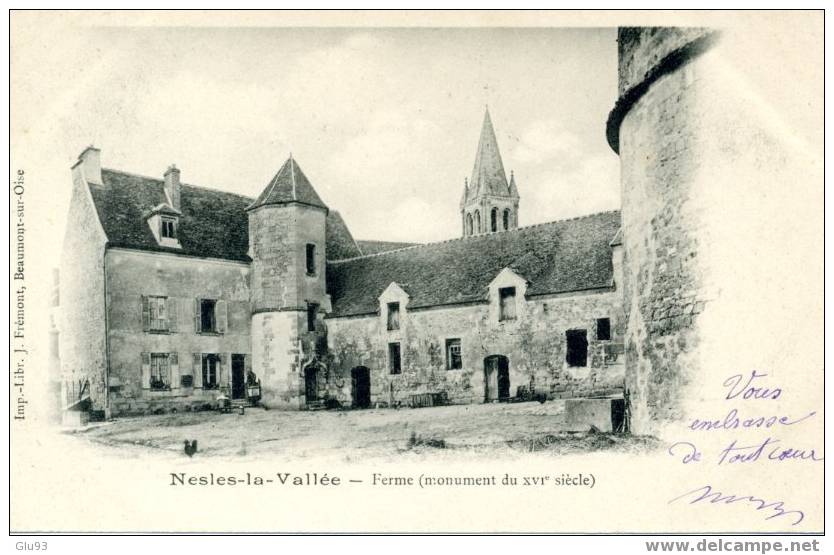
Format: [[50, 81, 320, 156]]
[[326, 210, 621, 317], [326, 211, 362, 261], [246, 156, 327, 211], [89, 169, 252, 262], [357, 240, 420, 255]]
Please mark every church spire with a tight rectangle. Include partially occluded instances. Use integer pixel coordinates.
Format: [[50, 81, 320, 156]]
[[460, 108, 520, 237], [468, 107, 509, 197]]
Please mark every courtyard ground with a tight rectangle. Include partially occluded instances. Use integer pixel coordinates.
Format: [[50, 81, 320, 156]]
[[65, 399, 660, 462]]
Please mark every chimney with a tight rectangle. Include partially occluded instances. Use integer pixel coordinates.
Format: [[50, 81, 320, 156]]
[[71, 145, 102, 185], [164, 165, 181, 210]]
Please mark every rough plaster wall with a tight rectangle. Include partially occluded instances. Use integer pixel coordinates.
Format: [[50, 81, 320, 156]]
[[105, 249, 251, 415], [59, 176, 107, 411], [618, 28, 822, 435], [326, 292, 624, 407], [251, 311, 305, 409]]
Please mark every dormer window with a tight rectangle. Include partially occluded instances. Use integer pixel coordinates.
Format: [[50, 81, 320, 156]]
[[387, 302, 400, 331], [499, 287, 517, 321], [146, 203, 182, 249], [161, 217, 177, 239]]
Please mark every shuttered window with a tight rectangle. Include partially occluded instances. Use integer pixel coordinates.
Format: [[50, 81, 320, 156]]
[[195, 298, 227, 334], [149, 353, 170, 390], [142, 296, 177, 332], [202, 354, 221, 389]]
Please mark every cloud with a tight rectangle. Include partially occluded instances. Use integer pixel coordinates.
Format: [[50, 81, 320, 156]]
[[521, 152, 620, 226], [508, 120, 584, 166]]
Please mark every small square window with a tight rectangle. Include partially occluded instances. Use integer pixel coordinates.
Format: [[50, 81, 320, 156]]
[[499, 287, 517, 321], [388, 342, 402, 375], [387, 302, 400, 331], [306, 244, 316, 275], [597, 318, 611, 340], [161, 218, 177, 239], [446, 338, 462, 370]]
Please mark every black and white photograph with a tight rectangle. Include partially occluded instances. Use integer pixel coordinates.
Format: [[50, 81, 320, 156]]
[[9, 9, 824, 539]]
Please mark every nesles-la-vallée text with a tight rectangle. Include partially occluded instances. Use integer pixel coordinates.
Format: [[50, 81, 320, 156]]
[[170, 472, 595, 488]]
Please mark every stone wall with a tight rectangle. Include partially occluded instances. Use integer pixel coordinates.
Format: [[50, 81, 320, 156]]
[[59, 172, 108, 413], [325, 289, 625, 408], [105, 248, 251, 415], [614, 26, 823, 434], [248, 203, 329, 312]]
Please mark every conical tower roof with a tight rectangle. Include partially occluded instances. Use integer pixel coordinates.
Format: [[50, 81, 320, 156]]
[[247, 155, 328, 211], [468, 108, 510, 199]]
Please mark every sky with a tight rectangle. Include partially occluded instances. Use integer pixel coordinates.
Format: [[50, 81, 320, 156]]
[[14, 24, 620, 244]]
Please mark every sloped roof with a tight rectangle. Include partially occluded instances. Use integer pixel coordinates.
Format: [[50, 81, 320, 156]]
[[247, 156, 327, 211], [464, 108, 512, 202], [326, 211, 363, 260], [357, 239, 420, 255], [89, 169, 252, 262], [326, 210, 621, 317]]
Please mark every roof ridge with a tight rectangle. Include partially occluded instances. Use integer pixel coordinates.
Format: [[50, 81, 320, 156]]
[[101, 167, 254, 200], [329, 209, 621, 264]]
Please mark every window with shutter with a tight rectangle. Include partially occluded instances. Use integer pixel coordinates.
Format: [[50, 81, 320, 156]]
[[202, 354, 220, 389], [148, 296, 168, 331], [198, 299, 217, 333], [149, 353, 170, 390]]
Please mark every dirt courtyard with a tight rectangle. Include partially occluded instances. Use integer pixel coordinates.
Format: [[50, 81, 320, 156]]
[[66, 400, 659, 462]]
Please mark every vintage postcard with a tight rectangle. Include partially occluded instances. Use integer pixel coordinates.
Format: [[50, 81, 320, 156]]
[[9, 10, 824, 537]]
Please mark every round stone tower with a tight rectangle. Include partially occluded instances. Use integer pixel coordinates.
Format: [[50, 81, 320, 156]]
[[610, 25, 822, 435], [247, 155, 330, 409]]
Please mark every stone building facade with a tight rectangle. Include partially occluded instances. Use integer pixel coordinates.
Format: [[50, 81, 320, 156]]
[[58, 109, 625, 417]]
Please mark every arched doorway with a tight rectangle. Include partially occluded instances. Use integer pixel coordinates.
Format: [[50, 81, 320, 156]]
[[351, 366, 371, 408], [484, 355, 510, 402], [304, 364, 319, 404]]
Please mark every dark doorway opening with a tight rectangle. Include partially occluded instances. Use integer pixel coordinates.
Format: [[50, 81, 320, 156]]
[[484, 355, 510, 402], [231, 354, 246, 400], [304, 365, 318, 404], [351, 366, 371, 408], [611, 398, 626, 433], [566, 329, 588, 367]]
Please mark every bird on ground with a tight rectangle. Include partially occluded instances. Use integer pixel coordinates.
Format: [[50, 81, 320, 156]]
[[183, 439, 198, 457]]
